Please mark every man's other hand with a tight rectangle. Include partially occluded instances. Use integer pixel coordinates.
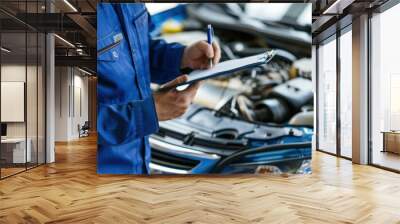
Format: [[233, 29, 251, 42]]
[[181, 41, 221, 69], [153, 75, 200, 121]]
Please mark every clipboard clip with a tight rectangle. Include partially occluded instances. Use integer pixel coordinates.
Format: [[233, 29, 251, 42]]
[[258, 50, 276, 62]]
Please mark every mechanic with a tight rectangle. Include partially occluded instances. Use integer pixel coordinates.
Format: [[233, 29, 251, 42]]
[[97, 3, 221, 174]]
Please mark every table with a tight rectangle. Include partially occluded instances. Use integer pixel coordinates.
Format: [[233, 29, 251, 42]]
[[1, 138, 31, 164], [381, 131, 400, 155]]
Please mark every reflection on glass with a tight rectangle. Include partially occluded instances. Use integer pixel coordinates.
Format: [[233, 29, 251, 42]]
[[340, 29, 352, 158], [317, 37, 337, 154]]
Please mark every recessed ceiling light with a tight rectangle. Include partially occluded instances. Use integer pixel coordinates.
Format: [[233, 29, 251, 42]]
[[54, 34, 75, 48], [63, 0, 78, 12]]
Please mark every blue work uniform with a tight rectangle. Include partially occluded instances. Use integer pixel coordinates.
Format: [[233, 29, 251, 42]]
[[97, 3, 185, 174]]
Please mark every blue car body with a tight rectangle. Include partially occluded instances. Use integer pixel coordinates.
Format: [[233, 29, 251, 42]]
[[149, 105, 312, 174]]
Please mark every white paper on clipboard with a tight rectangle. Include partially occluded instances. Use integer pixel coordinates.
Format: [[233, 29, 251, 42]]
[[158, 50, 276, 91], [184, 50, 275, 86]]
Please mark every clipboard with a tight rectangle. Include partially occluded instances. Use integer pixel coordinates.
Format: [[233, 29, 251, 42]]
[[160, 50, 276, 91]]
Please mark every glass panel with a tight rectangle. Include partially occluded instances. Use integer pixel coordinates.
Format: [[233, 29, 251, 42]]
[[0, 1, 46, 178], [317, 37, 337, 154], [339, 29, 352, 158], [27, 31, 38, 169], [26, 0, 40, 169], [1, 31, 27, 177], [371, 4, 400, 171], [38, 32, 45, 165]]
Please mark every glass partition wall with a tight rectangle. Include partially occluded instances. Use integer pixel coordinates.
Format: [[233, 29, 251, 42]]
[[370, 3, 400, 171], [317, 35, 337, 155], [0, 1, 46, 179], [316, 0, 400, 172], [339, 27, 352, 159], [316, 26, 353, 159]]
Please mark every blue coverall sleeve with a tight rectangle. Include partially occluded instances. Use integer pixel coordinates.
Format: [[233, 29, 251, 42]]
[[149, 39, 185, 84], [148, 18, 186, 84]]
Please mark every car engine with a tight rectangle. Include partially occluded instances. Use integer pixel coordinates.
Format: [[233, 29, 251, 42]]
[[148, 3, 314, 174]]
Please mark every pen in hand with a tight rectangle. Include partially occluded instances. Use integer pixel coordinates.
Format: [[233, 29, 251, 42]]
[[207, 24, 214, 68]]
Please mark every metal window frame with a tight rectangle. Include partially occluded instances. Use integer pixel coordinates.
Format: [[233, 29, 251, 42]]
[[315, 0, 400, 173], [338, 24, 353, 160], [315, 32, 339, 156]]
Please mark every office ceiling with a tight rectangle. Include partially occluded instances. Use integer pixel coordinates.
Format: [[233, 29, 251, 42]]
[[1, 32, 45, 64], [311, 0, 389, 43], [0, 0, 97, 72]]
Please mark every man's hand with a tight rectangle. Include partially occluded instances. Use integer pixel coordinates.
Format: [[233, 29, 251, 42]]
[[153, 75, 200, 121], [181, 41, 221, 69]]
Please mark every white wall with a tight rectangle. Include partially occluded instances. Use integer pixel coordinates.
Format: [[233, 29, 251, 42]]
[[1, 66, 25, 126], [55, 66, 69, 141], [1, 63, 46, 164], [1, 65, 26, 140], [71, 73, 89, 139], [54, 67, 89, 141], [1, 65, 38, 138]]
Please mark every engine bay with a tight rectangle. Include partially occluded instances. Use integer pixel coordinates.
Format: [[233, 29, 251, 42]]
[[149, 3, 314, 174]]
